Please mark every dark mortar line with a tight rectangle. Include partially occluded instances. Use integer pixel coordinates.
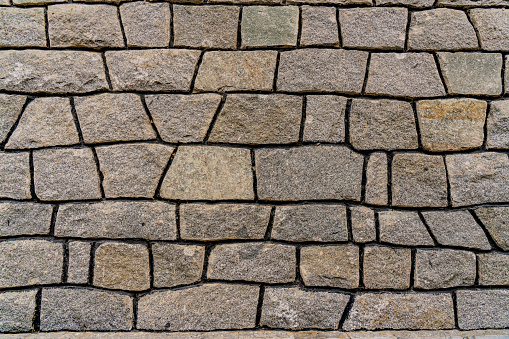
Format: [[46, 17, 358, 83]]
[[140, 95, 163, 141], [452, 291, 460, 329], [90, 147, 106, 199], [404, 10, 411, 52], [88, 242, 97, 286], [236, 6, 243, 50], [410, 248, 416, 289], [387, 151, 394, 207], [132, 294, 139, 330], [295, 246, 302, 284], [502, 52, 507, 95], [374, 210, 380, 242], [44, 6, 50, 48], [273, 52, 281, 92], [117, 6, 128, 48], [361, 53, 371, 95], [296, 6, 303, 47], [411, 101, 424, 149], [154, 146, 178, 199], [358, 244, 365, 289], [466, 9, 482, 51], [69, 97, 85, 145], [443, 154, 453, 207], [203, 93, 226, 143], [469, 209, 504, 251], [344, 98, 352, 144], [482, 101, 490, 151], [474, 253, 480, 286], [433, 52, 449, 95], [175, 202, 182, 241], [263, 206, 276, 240], [418, 210, 439, 246], [189, 51, 204, 93], [28, 151, 40, 202], [169, 4, 174, 48], [298, 95, 307, 143], [337, 294, 354, 330], [250, 149, 259, 201], [48, 205, 58, 236], [346, 206, 353, 242], [62, 240, 69, 283], [254, 285, 265, 327], [1, 96, 32, 151], [200, 244, 215, 281], [101, 52, 113, 91], [148, 242, 155, 289], [336, 7, 342, 48], [32, 288, 42, 332], [360, 154, 369, 204]]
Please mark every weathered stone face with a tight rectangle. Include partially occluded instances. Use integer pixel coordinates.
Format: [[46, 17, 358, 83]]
[[0, 152, 31, 200], [470, 9, 509, 51], [120, 2, 170, 48], [474, 206, 509, 250], [0, 8, 46, 48], [0, 94, 26, 144], [350, 206, 376, 243], [152, 243, 204, 288], [375, 0, 433, 7], [363, 246, 411, 289], [67, 241, 91, 285], [300, 6, 339, 47], [378, 210, 434, 246], [486, 100, 509, 149], [478, 253, 509, 286], [0, 202, 52, 237], [456, 290, 509, 330], [0, 289, 37, 333], [303, 95, 346, 143], [365, 152, 388, 206], [241, 6, 299, 47]]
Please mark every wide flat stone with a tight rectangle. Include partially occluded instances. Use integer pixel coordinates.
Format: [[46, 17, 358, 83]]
[[438, 0, 509, 6], [303, 95, 346, 143], [478, 253, 509, 285], [287, 0, 371, 4], [375, 0, 434, 7], [0, 289, 37, 333], [475, 206, 509, 250], [470, 9, 509, 51], [365, 152, 388, 206], [363, 246, 411, 290], [12, 0, 65, 4], [0, 152, 31, 200], [378, 210, 434, 246], [487, 100, 509, 149], [0, 202, 52, 237], [300, 6, 339, 47], [67, 241, 91, 284], [120, 2, 170, 48], [0, 94, 26, 144], [350, 205, 376, 243], [0, 7, 46, 47], [152, 243, 204, 288], [456, 290, 509, 329]]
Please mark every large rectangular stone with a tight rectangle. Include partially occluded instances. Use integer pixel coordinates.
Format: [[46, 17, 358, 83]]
[[0, 8, 46, 47], [456, 290, 509, 329], [0, 202, 53, 237]]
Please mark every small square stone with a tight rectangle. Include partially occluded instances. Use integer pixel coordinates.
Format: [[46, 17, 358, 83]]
[[478, 253, 509, 286], [0, 152, 31, 200], [303, 95, 346, 143], [300, 6, 339, 47], [456, 290, 509, 330], [363, 246, 411, 290], [0, 290, 37, 333], [152, 243, 205, 288], [120, 2, 170, 48], [470, 9, 509, 51], [0, 7, 46, 47]]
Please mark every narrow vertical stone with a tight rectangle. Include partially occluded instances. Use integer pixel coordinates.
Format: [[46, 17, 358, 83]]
[[365, 152, 388, 206]]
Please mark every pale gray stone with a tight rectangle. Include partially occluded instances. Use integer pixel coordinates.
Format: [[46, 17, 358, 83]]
[[478, 253, 509, 285], [363, 246, 411, 290], [351, 205, 376, 243], [456, 290, 509, 329], [470, 9, 509, 51], [208, 0, 279, 3], [0, 94, 26, 144], [439, 0, 509, 5], [300, 245, 359, 288], [96, 143, 173, 198], [0, 239, 63, 288], [272, 204, 348, 242], [303, 95, 346, 143], [40, 288, 133, 331], [300, 6, 339, 47], [256, 146, 364, 201], [137, 284, 258, 331], [194, 51, 277, 92], [365, 152, 388, 206], [338, 8, 407, 50], [0, 202, 52, 237], [0, 152, 31, 200], [475, 206, 509, 250], [261, 288, 350, 330], [120, 2, 170, 48], [0, 0, 9, 3], [365, 53, 446, 98], [288, 0, 371, 4], [277, 49, 368, 93], [55, 201, 176, 240], [209, 94, 302, 144], [0, 290, 37, 333], [180, 204, 271, 241], [446, 153, 509, 206], [12, 0, 65, 5], [207, 243, 296, 283], [487, 100, 509, 149], [152, 243, 204, 288], [379, 210, 434, 246], [67, 241, 91, 285], [376, 0, 433, 8], [0, 8, 46, 47]]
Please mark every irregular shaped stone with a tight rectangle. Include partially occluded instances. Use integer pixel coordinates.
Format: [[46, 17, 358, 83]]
[[416, 99, 487, 152], [67, 241, 91, 284], [375, 0, 434, 8], [242, 6, 298, 47], [194, 51, 277, 92], [174, 5, 239, 49], [96, 143, 173, 198], [408, 9, 478, 51], [55, 201, 176, 240], [475, 206, 509, 250], [207, 243, 296, 283], [277, 49, 368, 93], [303, 95, 346, 143], [160, 146, 253, 200], [152, 243, 204, 288], [365, 152, 388, 206], [48, 4, 123, 49], [300, 245, 359, 288], [256, 146, 364, 201], [349, 99, 418, 150], [378, 210, 434, 246], [146, 94, 221, 143], [365, 53, 445, 98], [0, 289, 37, 333], [0, 50, 108, 94], [300, 6, 339, 47], [0, 94, 26, 144], [180, 204, 270, 241], [33, 148, 101, 201], [363, 246, 411, 290], [120, 2, 170, 48], [261, 288, 350, 330], [422, 210, 491, 250], [478, 253, 509, 285], [209, 94, 302, 144], [0, 239, 63, 288], [40, 288, 133, 331], [0, 152, 31, 200], [470, 9, 509, 51], [288, 0, 371, 4], [0, 202, 52, 237], [6, 97, 79, 149], [350, 205, 376, 243], [487, 100, 509, 149], [106, 49, 201, 91], [0, 7, 46, 47], [438, 52, 502, 96], [446, 153, 509, 206], [271, 204, 348, 242], [137, 284, 258, 331], [343, 293, 455, 330], [456, 290, 509, 329], [338, 8, 407, 50]]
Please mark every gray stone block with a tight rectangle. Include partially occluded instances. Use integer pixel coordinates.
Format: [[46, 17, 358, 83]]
[[438, 0, 509, 6], [375, 0, 433, 7], [303, 95, 346, 143], [475, 206, 509, 250], [487, 100, 509, 149], [456, 290, 509, 329], [0, 8, 46, 47], [67, 241, 91, 285], [363, 246, 411, 290], [365, 152, 388, 206], [0, 152, 31, 200], [120, 2, 170, 48], [0, 202, 52, 237], [300, 6, 339, 47], [0, 289, 37, 333], [478, 253, 509, 286], [152, 243, 204, 288], [379, 210, 434, 246], [0, 94, 26, 144], [351, 205, 376, 243], [470, 9, 509, 51]]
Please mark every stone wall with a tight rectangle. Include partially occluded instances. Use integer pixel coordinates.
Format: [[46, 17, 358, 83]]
[[0, 0, 508, 334]]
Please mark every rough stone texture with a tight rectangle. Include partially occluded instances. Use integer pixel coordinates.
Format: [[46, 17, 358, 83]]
[[152, 244, 204, 288], [12, 0, 65, 4], [408, 9, 478, 51], [0, 202, 52, 237], [55, 201, 177, 240], [288, 0, 371, 4], [414, 249, 476, 289], [96, 143, 173, 198], [300, 245, 359, 288], [300, 6, 339, 47], [0, 152, 31, 200], [0, 8, 46, 48], [160, 146, 253, 200], [438, 0, 509, 6], [446, 153, 509, 206], [456, 290, 509, 329], [272, 204, 348, 242], [48, 4, 124, 49], [260, 288, 350, 330], [487, 100, 509, 149], [378, 210, 434, 246], [438, 52, 503, 96], [0, 50, 108, 94], [180, 204, 271, 241], [343, 293, 455, 330], [478, 253, 509, 285], [475, 206, 509, 250], [33, 148, 101, 201], [349, 99, 418, 150], [0, 94, 26, 144], [242, 6, 299, 48], [194, 51, 277, 92], [0, 290, 37, 333], [338, 8, 407, 50], [256, 146, 364, 201], [40, 288, 133, 331], [120, 2, 170, 48], [470, 9, 509, 51], [422, 210, 491, 250], [277, 49, 368, 93], [137, 284, 259, 331], [209, 94, 302, 144], [6, 97, 79, 149], [174, 5, 239, 49], [303, 95, 346, 143], [350, 206, 376, 243], [366, 53, 445, 98], [0, 239, 63, 288], [106, 50, 201, 92], [365, 152, 388, 206], [416, 99, 487, 152], [376, 0, 434, 7], [363, 246, 412, 290], [207, 243, 296, 283], [67, 241, 91, 285], [392, 153, 448, 207]]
